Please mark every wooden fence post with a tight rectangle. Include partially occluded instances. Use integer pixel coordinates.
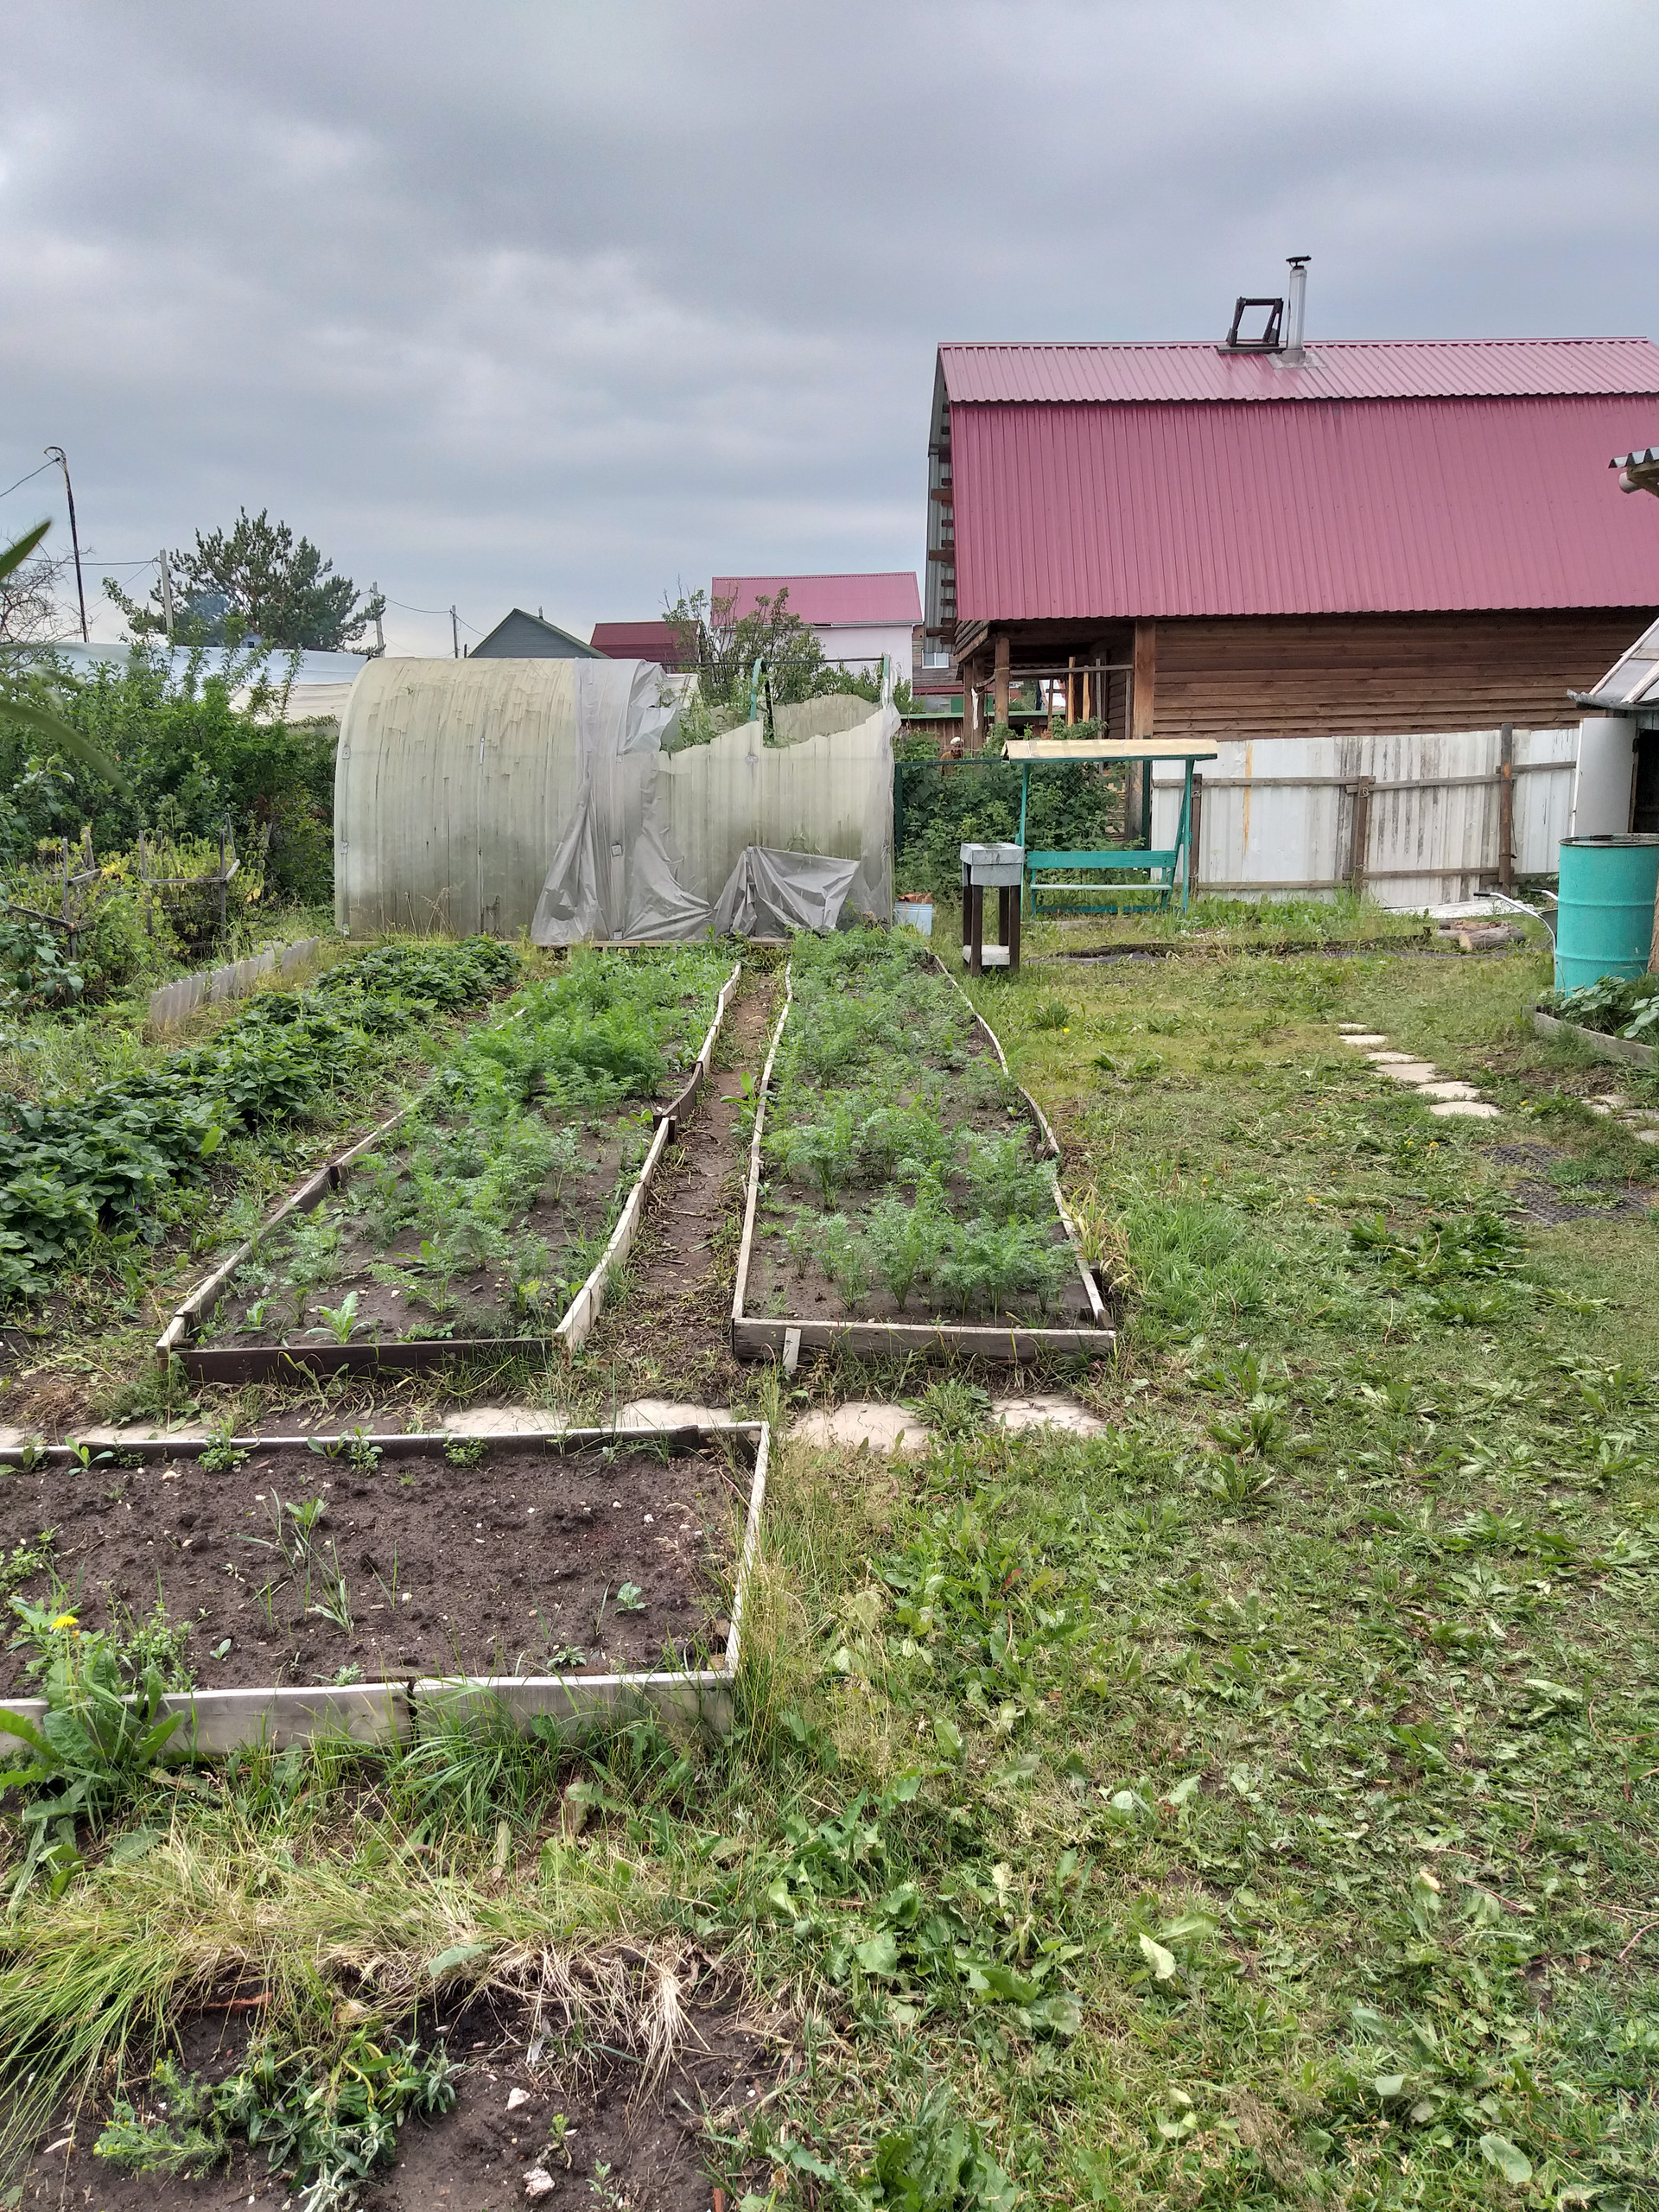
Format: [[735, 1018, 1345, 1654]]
[[1190, 772, 1204, 897], [1497, 722, 1516, 891], [1349, 778, 1374, 899]]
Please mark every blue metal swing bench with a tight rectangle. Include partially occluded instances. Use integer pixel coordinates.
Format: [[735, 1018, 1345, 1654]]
[[1006, 737, 1218, 918]]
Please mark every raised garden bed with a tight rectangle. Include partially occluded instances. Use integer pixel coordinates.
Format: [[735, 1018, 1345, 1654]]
[[0, 1419, 766, 1756], [0, 935, 522, 1311], [161, 947, 741, 1379], [1533, 1007, 1658, 1071], [733, 931, 1111, 1363]]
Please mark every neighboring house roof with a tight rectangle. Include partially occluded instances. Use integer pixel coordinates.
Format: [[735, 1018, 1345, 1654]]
[[714, 573, 922, 626], [470, 608, 604, 658], [1577, 610, 1659, 711], [589, 620, 688, 665], [940, 340, 1659, 623]]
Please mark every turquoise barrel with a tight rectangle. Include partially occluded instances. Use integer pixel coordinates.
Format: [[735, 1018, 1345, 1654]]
[[1554, 835, 1659, 993]]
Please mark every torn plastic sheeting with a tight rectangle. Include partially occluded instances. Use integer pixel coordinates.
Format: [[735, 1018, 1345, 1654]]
[[531, 661, 707, 945], [333, 655, 894, 943], [710, 848, 858, 937], [532, 690, 894, 944]]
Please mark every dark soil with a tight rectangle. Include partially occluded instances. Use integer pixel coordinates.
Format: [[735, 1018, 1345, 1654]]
[[581, 978, 778, 1403], [0, 1438, 750, 1693], [203, 1111, 657, 1355], [21, 1983, 780, 2212]]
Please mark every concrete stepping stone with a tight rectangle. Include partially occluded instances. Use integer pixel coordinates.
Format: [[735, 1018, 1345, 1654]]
[[1337, 1022, 1376, 1033], [1339, 1033, 1389, 1046], [616, 1397, 737, 1430], [1634, 1129, 1659, 1146], [0, 1427, 31, 1454], [442, 1405, 566, 1437], [1414, 1080, 1484, 1101], [1591, 1094, 1631, 1109], [993, 1395, 1108, 1437], [1378, 1062, 1440, 1084], [1428, 1100, 1501, 1119], [791, 1402, 931, 1454]]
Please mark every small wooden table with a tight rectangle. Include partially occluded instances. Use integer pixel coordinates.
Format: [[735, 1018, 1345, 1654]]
[[960, 842, 1024, 974]]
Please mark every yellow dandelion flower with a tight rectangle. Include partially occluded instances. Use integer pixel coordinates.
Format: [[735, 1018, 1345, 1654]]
[[50, 1611, 79, 1631]]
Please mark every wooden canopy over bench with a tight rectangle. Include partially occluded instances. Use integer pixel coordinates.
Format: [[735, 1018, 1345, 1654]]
[[1003, 737, 1218, 915]]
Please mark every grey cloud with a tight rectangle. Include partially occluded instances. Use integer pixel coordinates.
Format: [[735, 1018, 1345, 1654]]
[[0, 0, 1655, 652]]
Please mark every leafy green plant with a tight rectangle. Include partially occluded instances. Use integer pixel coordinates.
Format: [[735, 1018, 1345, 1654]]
[[0, 1605, 185, 1906], [310, 1290, 360, 1344], [95, 2028, 459, 2209], [1541, 969, 1659, 1039], [961, 1134, 1056, 1226], [614, 1582, 645, 1613], [199, 1421, 248, 1473], [866, 1189, 947, 1312], [775, 1096, 861, 1206], [0, 936, 515, 1306], [443, 1435, 486, 1468], [820, 1214, 872, 1308]]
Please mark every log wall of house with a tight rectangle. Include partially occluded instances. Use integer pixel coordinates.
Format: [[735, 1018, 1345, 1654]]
[[1149, 610, 1654, 738]]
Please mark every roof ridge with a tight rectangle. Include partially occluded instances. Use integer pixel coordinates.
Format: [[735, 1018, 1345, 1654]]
[[938, 335, 1655, 351]]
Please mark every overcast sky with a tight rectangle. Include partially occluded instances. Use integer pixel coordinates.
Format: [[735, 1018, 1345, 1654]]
[[3, 0, 1657, 656]]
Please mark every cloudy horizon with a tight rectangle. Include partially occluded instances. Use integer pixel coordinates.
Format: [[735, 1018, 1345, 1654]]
[[3, 0, 1657, 658]]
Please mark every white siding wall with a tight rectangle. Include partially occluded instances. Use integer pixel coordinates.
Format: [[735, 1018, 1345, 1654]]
[[811, 622, 914, 683]]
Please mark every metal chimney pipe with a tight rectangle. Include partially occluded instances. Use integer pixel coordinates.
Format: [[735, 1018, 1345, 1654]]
[[1283, 257, 1309, 365]]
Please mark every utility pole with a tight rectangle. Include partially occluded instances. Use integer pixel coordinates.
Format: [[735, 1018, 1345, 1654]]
[[450, 605, 460, 658], [44, 447, 88, 641], [158, 550, 175, 641], [372, 583, 385, 658]]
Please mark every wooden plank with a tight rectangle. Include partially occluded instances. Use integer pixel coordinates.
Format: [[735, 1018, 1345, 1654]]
[[1132, 619, 1156, 740], [165, 1683, 410, 1755], [415, 1672, 733, 1740], [734, 1316, 1111, 1361], [1532, 1010, 1656, 1069], [730, 972, 793, 1331], [1003, 739, 1217, 763]]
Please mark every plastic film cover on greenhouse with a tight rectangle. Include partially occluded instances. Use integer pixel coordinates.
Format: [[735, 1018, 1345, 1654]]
[[334, 656, 894, 942]]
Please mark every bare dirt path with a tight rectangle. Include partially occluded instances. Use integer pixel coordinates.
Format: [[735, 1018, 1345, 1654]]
[[574, 971, 779, 1411]]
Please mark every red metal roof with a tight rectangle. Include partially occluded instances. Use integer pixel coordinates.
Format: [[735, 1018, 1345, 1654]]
[[589, 620, 687, 665], [714, 572, 921, 626], [949, 394, 1659, 620], [939, 338, 1659, 406]]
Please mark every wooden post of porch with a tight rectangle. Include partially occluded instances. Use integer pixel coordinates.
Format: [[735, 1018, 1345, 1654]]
[[1128, 620, 1156, 839], [993, 634, 1009, 734]]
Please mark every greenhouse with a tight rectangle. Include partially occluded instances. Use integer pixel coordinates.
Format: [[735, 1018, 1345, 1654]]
[[333, 658, 894, 942]]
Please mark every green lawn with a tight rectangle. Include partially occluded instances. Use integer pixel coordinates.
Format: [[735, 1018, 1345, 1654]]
[[3, 925, 1657, 2209]]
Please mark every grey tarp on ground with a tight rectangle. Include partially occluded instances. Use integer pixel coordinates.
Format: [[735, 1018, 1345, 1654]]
[[709, 848, 858, 937]]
